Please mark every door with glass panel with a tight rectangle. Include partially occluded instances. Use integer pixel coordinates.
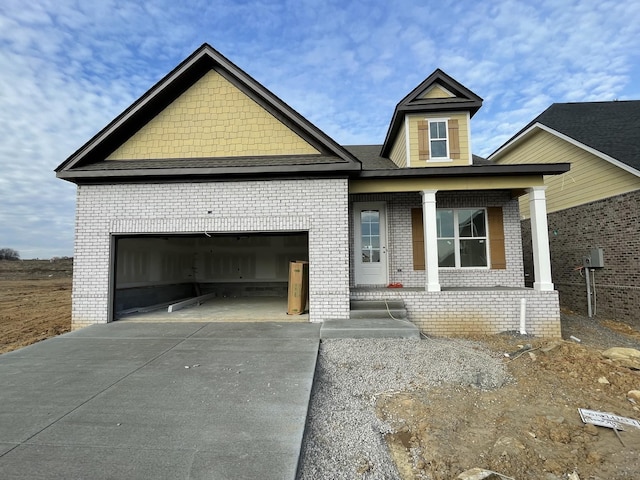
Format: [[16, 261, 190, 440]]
[[354, 202, 388, 285]]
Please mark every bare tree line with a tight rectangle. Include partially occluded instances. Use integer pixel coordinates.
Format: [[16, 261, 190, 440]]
[[0, 248, 20, 260]]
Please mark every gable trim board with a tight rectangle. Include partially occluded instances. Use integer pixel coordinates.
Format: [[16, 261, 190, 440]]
[[490, 123, 640, 179], [405, 116, 412, 167]]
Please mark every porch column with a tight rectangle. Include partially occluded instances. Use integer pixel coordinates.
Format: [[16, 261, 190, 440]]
[[528, 186, 554, 291], [421, 189, 441, 292]]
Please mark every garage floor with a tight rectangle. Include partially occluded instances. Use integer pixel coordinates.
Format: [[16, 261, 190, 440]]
[[118, 296, 309, 323]]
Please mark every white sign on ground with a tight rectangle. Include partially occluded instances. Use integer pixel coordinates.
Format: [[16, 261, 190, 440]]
[[579, 408, 640, 431]]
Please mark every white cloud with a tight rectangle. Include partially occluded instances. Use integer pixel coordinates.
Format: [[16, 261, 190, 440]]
[[0, 0, 639, 256]]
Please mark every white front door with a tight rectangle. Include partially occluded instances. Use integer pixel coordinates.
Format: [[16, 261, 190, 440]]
[[354, 202, 388, 285]]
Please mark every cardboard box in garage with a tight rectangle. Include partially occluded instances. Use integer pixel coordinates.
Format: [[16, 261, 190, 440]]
[[287, 261, 309, 315]]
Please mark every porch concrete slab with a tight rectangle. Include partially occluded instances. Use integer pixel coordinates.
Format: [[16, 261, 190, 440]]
[[0, 322, 320, 480], [321, 318, 421, 339]]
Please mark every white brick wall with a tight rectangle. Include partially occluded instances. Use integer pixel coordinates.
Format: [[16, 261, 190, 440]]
[[351, 289, 561, 337], [349, 191, 525, 288], [72, 178, 350, 325]]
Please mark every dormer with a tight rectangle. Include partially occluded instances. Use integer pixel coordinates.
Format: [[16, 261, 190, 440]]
[[381, 69, 483, 167]]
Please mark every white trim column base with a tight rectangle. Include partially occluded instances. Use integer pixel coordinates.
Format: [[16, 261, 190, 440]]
[[529, 186, 554, 292], [421, 189, 441, 292]]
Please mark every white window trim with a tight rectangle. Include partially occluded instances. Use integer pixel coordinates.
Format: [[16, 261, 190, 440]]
[[437, 208, 490, 269], [427, 118, 452, 162]]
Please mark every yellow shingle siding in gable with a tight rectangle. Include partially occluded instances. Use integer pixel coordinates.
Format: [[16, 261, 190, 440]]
[[420, 84, 454, 99], [407, 112, 470, 166], [106, 70, 319, 160], [389, 122, 407, 167], [496, 129, 640, 218]]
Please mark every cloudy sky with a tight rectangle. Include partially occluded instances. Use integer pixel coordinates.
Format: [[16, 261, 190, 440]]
[[1, 0, 639, 259]]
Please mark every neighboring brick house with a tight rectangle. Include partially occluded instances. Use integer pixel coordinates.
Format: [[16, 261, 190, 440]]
[[490, 101, 640, 325], [56, 44, 569, 336]]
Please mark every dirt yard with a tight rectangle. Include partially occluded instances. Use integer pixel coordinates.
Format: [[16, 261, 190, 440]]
[[378, 323, 640, 479], [0, 259, 72, 354], [2, 258, 640, 479]]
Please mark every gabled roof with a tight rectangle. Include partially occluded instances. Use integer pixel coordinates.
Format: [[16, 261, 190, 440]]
[[380, 69, 483, 157], [489, 101, 640, 174], [56, 43, 361, 182]]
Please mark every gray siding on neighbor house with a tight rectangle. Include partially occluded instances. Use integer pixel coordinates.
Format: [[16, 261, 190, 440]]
[[521, 189, 640, 326], [349, 191, 525, 288], [71, 178, 350, 327]]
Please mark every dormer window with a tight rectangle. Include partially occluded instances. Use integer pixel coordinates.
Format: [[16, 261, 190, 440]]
[[429, 120, 449, 159], [418, 117, 461, 163]]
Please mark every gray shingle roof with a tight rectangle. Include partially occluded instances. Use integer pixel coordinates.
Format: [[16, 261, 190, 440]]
[[75, 155, 344, 171], [343, 145, 397, 170], [533, 101, 640, 172], [344, 145, 488, 169]]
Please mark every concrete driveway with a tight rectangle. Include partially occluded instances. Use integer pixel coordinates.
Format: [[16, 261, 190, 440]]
[[0, 322, 320, 479]]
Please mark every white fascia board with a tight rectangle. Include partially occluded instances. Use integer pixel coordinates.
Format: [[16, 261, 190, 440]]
[[405, 115, 411, 167], [466, 111, 472, 165]]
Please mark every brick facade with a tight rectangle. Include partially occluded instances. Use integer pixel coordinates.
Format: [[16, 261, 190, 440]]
[[349, 190, 524, 288], [72, 178, 350, 326], [351, 289, 561, 338], [521, 189, 640, 326]]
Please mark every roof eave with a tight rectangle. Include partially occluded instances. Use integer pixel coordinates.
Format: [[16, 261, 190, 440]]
[[356, 163, 570, 179], [56, 161, 360, 183]]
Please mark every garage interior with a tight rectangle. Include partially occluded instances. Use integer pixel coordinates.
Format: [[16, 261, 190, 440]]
[[113, 232, 309, 322]]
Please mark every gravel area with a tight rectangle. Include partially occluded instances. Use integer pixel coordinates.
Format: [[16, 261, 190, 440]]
[[296, 313, 640, 479], [296, 337, 508, 479]]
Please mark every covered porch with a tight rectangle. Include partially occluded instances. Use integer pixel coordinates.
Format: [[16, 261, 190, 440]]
[[348, 170, 564, 337]]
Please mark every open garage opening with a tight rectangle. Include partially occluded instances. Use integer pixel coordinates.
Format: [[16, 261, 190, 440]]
[[111, 232, 309, 322]]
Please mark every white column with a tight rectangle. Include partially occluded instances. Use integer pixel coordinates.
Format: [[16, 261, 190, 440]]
[[421, 189, 441, 292], [528, 186, 554, 291]]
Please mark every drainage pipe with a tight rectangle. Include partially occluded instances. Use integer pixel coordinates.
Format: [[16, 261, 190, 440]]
[[519, 298, 527, 335]]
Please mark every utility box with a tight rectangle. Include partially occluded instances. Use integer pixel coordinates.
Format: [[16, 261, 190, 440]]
[[287, 261, 309, 315], [583, 248, 605, 268]]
